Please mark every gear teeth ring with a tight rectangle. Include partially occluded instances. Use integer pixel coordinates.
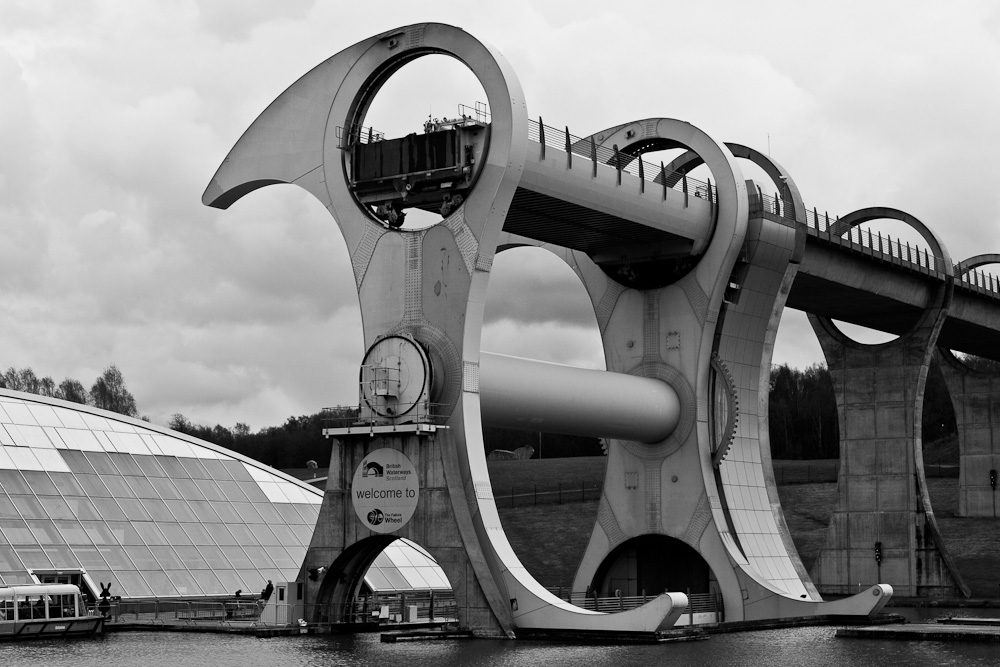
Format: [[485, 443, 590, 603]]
[[710, 353, 738, 467]]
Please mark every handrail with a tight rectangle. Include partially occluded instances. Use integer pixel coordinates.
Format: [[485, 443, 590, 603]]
[[337, 103, 999, 300], [321, 403, 450, 430], [749, 193, 1000, 298], [527, 118, 717, 203]]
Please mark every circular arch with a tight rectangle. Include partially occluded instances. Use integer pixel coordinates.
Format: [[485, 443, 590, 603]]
[[322, 23, 527, 245], [658, 142, 807, 227], [313, 535, 398, 623], [589, 535, 715, 598], [955, 253, 1000, 285], [203, 21, 529, 255], [828, 207, 953, 280], [937, 346, 1000, 376], [582, 118, 748, 290], [812, 207, 954, 344], [338, 54, 490, 231], [937, 346, 979, 374], [809, 312, 911, 351]]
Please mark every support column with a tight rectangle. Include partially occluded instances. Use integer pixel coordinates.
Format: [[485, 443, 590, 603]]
[[304, 431, 505, 634], [936, 349, 1000, 518], [808, 315, 969, 597]]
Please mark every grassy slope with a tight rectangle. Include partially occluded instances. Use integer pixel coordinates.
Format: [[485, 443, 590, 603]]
[[489, 457, 999, 597]]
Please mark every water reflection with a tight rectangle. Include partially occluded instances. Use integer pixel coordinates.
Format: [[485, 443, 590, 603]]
[[3, 626, 998, 667]]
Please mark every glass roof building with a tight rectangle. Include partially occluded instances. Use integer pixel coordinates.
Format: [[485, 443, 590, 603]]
[[0, 389, 322, 599], [364, 539, 452, 593]]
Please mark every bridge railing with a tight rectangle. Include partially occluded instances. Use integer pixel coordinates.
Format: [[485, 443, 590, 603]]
[[321, 403, 450, 430], [527, 118, 717, 203], [955, 265, 1000, 297], [108, 598, 264, 624], [751, 192, 961, 279], [348, 105, 999, 300], [313, 591, 459, 626], [751, 191, 1000, 299]]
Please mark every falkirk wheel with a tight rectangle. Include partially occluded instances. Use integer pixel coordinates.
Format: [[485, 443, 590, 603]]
[[203, 23, 891, 636]]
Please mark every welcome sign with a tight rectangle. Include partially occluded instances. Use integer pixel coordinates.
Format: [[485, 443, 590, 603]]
[[352, 448, 419, 533]]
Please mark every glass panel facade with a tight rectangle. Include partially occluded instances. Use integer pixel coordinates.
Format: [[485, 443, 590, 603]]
[[0, 391, 322, 599], [363, 539, 452, 592]]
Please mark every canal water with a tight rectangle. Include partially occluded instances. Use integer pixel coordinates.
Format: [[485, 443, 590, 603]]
[[3, 620, 999, 667]]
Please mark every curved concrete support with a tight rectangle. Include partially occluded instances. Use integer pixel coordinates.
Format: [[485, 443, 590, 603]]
[[708, 149, 817, 604], [746, 584, 893, 619], [207, 25, 698, 637], [206, 24, 903, 632], [509, 589, 688, 633], [492, 117, 751, 633], [936, 347, 1000, 517], [569, 137, 856, 617], [808, 304, 970, 597], [205, 22, 534, 636], [938, 253, 1000, 514], [659, 142, 824, 602], [501, 126, 889, 620], [560, 120, 782, 621]]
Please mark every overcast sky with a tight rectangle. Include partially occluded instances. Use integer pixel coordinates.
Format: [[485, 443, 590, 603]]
[[2, 1, 998, 430]]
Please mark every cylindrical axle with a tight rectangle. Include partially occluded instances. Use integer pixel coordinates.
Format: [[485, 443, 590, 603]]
[[479, 352, 680, 443]]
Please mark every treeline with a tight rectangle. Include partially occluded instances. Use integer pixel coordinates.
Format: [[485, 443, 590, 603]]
[[164, 418, 602, 468], [3, 361, 963, 467], [0, 365, 139, 418], [768, 362, 956, 459], [168, 413, 332, 470], [768, 364, 838, 459]]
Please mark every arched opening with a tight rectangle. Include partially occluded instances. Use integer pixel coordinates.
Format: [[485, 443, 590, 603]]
[[590, 535, 715, 600], [829, 320, 898, 345], [586, 142, 724, 290], [313, 536, 454, 625], [481, 245, 607, 593], [346, 54, 489, 230], [770, 311, 840, 461], [931, 350, 1000, 596]]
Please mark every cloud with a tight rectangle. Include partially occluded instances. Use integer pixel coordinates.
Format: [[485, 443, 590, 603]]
[[1, 0, 998, 433], [486, 247, 598, 329]]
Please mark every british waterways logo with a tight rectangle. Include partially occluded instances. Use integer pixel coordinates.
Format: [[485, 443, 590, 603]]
[[362, 460, 384, 477]]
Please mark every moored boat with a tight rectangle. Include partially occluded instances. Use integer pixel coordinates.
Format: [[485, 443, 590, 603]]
[[0, 583, 104, 640]]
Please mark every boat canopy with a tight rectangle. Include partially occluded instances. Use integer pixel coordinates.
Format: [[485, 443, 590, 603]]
[[0, 584, 82, 600]]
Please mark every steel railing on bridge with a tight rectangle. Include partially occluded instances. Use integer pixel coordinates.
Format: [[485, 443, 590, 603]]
[[341, 104, 999, 302], [526, 117, 717, 203], [750, 192, 1000, 299], [98, 591, 460, 629]]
